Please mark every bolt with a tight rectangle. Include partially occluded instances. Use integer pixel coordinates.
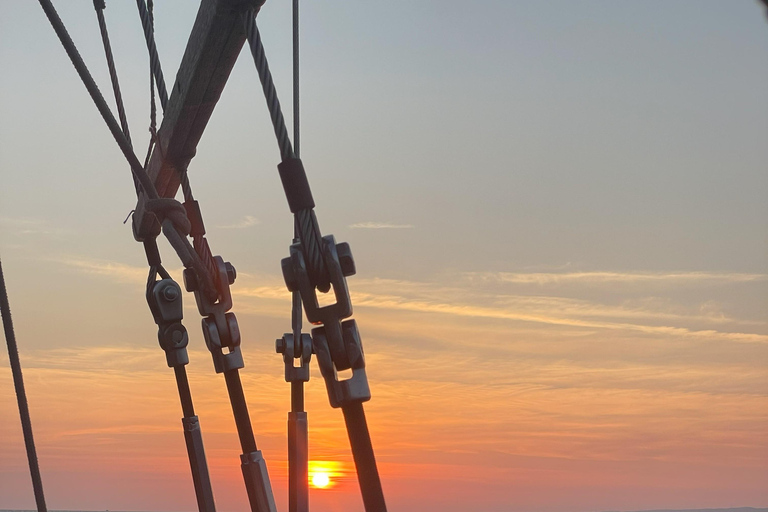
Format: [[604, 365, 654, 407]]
[[281, 257, 298, 292], [172, 329, 184, 344], [225, 262, 237, 285], [183, 268, 198, 292], [162, 284, 179, 302], [336, 242, 356, 277], [275, 337, 286, 354]]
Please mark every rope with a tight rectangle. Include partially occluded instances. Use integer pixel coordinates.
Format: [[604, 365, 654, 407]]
[[291, 0, 303, 347], [94, 1, 132, 147], [136, 0, 168, 111], [243, 12, 329, 291], [38, 0, 218, 302], [93, 0, 138, 194], [1, 258, 48, 512], [293, 0, 300, 160], [244, 15, 293, 161]]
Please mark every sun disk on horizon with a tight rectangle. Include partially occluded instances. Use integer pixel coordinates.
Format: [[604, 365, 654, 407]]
[[311, 471, 331, 489]]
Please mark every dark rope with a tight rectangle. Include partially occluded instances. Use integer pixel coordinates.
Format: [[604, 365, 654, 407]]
[[291, 0, 303, 349], [93, 1, 132, 147], [136, 0, 168, 111], [244, 14, 293, 161], [1, 258, 48, 512], [93, 0, 139, 194], [39, 0, 155, 197], [296, 209, 328, 291], [37, 0, 218, 302], [243, 12, 329, 291], [293, 0, 300, 160]]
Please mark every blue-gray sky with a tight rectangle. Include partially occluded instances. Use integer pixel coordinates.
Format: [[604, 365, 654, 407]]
[[1, 2, 767, 511]]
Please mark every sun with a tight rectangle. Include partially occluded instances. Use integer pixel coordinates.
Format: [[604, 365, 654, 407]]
[[310, 471, 331, 489], [309, 460, 343, 489]]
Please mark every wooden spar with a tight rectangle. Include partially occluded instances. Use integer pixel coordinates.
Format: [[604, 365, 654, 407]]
[[133, 0, 263, 239]]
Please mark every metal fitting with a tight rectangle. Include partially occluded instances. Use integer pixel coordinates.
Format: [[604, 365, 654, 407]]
[[312, 319, 370, 408], [281, 235, 353, 326], [225, 262, 237, 285], [147, 278, 190, 367], [276, 332, 312, 382], [335, 242, 356, 277], [183, 267, 198, 292], [190, 255, 244, 373]]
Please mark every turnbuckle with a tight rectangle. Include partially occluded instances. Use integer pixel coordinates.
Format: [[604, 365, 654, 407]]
[[184, 255, 244, 373], [147, 277, 189, 367], [281, 235, 370, 407]]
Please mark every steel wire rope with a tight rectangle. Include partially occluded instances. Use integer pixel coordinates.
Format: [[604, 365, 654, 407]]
[[93, 1, 132, 147], [136, 0, 168, 111], [288, 3, 310, 512], [93, 0, 140, 194], [291, 0, 302, 355], [37, 0, 218, 301], [243, 12, 329, 291], [1, 258, 48, 512], [291, 0, 303, 376]]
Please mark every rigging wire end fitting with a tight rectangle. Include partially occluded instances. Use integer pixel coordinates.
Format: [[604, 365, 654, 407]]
[[281, 238, 355, 300], [147, 278, 190, 367], [278, 158, 314, 213], [278, 157, 332, 292], [313, 320, 370, 408], [276, 332, 312, 383], [281, 235, 369, 407], [187, 256, 244, 374]]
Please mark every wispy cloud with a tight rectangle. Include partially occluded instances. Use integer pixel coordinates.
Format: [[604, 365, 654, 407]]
[[349, 222, 414, 229], [53, 256, 160, 284], [226, 276, 768, 344], [216, 215, 260, 229], [348, 289, 768, 344], [51, 257, 767, 344], [0, 216, 70, 236], [466, 271, 768, 286]]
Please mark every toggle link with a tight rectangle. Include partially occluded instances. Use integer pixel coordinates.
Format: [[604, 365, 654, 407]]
[[276, 332, 312, 382], [281, 235, 355, 325], [147, 278, 190, 367], [186, 255, 244, 373], [281, 235, 370, 407], [282, 235, 356, 368], [312, 320, 371, 408]]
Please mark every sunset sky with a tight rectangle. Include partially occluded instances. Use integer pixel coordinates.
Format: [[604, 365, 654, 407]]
[[1, 1, 767, 511]]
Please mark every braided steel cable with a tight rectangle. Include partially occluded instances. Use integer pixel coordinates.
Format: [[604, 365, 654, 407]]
[[136, 0, 168, 111], [1, 259, 48, 512], [293, 0, 300, 160], [94, 2, 131, 147], [38, 0, 218, 302], [93, 0, 138, 194], [243, 12, 329, 291], [244, 14, 293, 160]]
